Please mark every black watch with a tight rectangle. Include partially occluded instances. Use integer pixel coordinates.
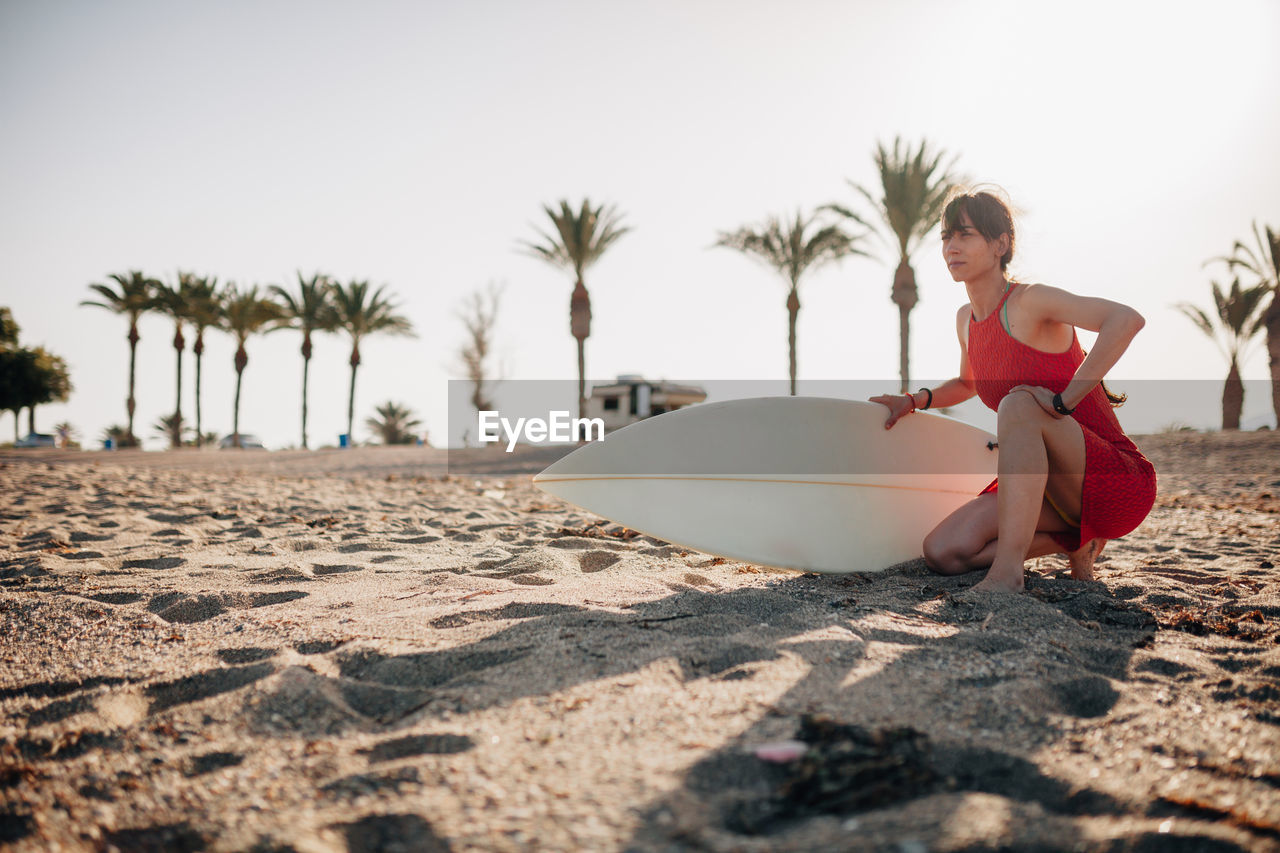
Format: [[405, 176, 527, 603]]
[[1052, 393, 1075, 416]]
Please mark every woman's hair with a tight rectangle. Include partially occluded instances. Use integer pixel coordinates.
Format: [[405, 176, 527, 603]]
[[941, 187, 1015, 271], [943, 185, 1128, 407]]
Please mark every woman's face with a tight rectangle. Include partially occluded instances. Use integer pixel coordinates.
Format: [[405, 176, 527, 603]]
[[941, 210, 1007, 283]]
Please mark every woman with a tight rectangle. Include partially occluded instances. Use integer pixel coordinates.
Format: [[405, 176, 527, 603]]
[[873, 189, 1156, 592]]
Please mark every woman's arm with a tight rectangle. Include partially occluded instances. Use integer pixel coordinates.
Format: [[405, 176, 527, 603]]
[[873, 305, 979, 428], [1019, 284, 1145, 413]]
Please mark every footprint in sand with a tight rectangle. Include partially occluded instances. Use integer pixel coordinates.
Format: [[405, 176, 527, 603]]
[[184, 751, 244, 777], [312, 563, 364, 576], [217, 647, 278, 664], [393, 534, 442, 544], [547, 536, 631, 553], [147, 590, 308, 623], [474, 549, 574, 584], [294, 639, 347, 655], [146, 662, 275, 713], [248, 567, 313, 584], [101, 825, 209, 852], [332, 813, 451, 852], [579, 551, 621, 573], [122, 557, 186, 570], [70, 531, 113, 543], [87, 592, 145, 605], [322, 767, 421, 799], [360, 733, 475, 762]]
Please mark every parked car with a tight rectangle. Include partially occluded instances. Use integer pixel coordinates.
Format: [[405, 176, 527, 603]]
[[218, 433, 265, 449], [15, 433, 56, 448]]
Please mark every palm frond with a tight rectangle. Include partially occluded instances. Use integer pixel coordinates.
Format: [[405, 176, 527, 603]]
[[522, 198, 631, 280], [837, 137, 964, 265], [716, 210, 865, 288], [220, 284, 285, 344], [1175, 276, 1270, 365]]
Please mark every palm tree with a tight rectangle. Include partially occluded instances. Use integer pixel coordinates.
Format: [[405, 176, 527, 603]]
[[153, 272, 200, 448], [101, 424, 129, 448], [365, 401, 423, 445], [715, 211, 866, 395], [457, 282, 504, 416], [523, 199, 631, 420], [270, 272, 337, 449], [0, 347, 38, 442], [1212, 221, 1280, 426], [54, 421, 77, 448], [826, 137, 963, 392], [184, 276, 222, 447], [219, 284, 284, 448], [0, 307, 18, 349], [152, 413, 193, 446], [0, 346, 72, 439], [81, 270, 160, 446], [27, 347, 72, 435], [1174, 278, 1270, 430], [329, 280, 415, 445]]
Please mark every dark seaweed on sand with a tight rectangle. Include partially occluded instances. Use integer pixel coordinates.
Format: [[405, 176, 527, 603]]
[[728, 714, 935, 834]]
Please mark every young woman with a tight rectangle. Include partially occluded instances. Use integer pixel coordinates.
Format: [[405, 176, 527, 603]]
[[873, 189, 1156, 592]]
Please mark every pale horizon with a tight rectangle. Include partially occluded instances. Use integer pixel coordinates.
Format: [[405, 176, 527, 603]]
[[3, 0, 1278, 449]]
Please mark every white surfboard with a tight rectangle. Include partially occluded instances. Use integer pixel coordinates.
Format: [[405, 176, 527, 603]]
[[532, 397, 998, 573]]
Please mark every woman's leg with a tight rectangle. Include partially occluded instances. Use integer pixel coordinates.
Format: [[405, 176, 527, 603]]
[[975, 390, 1087, 592], [923, 491, 1073, 575]]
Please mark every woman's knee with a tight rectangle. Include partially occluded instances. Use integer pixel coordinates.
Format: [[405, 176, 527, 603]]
[[997, 390, 1046, 433], [997, 389, 1039, 419], [923, 531, 970, 575]]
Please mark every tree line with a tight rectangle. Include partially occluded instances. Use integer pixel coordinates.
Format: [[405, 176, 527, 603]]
[[0, 307, 73, 442], [527, 137, 960, 420], [81, 272, 413, 448], [529, 137, 1278, 431], [1175, 222, 1280, 429], [57, 136, 1280, 446]]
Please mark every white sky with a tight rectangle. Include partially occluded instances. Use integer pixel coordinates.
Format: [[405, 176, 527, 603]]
[[2, 0, 1278, 448]]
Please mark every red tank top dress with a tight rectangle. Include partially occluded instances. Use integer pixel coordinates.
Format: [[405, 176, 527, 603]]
[[967, 284, 1157, 552]]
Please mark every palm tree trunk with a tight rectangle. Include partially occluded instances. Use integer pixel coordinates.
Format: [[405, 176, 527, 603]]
[[897, 304, 912, 394], [1265, 290, 1280, 427], [1223, 356, 1244, 430], [234, 344, 248, 448], [570, 280, 591, 421], [233, 367, 244, 447], [575, 338, 587, 420], [194, 331, 204, 448], [892, 260, 918, 393], [26, 407, 35, 436], [347, 362, 359, 445], [127, 322, 139, 445], [347, 341, 361, 445], [172, 325, 184, 448], [301, 331, 312, 449], [786, 286, 800, 396], [302, 356, 311, 450]]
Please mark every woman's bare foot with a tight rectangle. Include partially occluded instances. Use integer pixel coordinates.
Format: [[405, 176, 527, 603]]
[[973, 561, 1025, 593], [1067, 538, 1107, 580]]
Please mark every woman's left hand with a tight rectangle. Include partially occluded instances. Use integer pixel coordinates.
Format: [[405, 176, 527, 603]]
[[1008, 385, 1066, 418]]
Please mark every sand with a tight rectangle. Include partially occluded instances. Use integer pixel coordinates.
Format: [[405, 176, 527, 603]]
[[1, 431, 1278, 852]]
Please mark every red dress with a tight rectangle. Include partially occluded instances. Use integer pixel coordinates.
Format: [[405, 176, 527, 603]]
[[967, 285, 1157, 552]]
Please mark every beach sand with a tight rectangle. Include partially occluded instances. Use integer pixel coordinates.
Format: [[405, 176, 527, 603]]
[[1, 431, 1278, 852]]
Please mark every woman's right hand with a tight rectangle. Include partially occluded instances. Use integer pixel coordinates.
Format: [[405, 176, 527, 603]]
[[870, 393, 914, 429]]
